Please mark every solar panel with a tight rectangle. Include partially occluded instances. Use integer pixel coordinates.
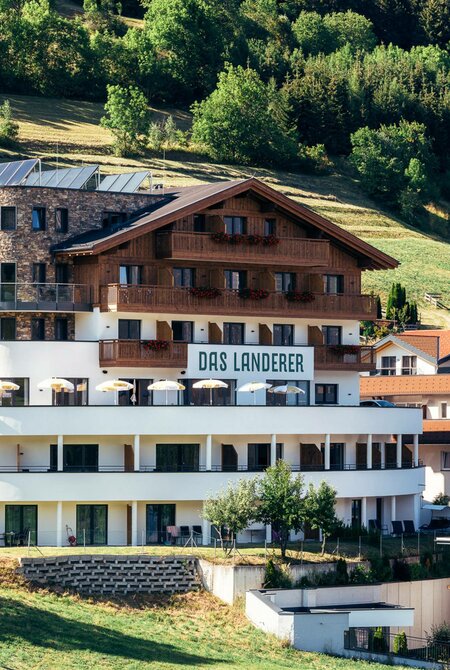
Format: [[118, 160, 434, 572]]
[[24, 164, 98, 189], [98, 171, 149, 193], [0, 159, 38, 186]]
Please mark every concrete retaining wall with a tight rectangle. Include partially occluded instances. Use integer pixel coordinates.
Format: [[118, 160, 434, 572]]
[[19, 554, 199, 595]]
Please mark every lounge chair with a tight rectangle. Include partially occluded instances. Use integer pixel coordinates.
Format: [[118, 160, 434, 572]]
[[368, 519, 381, 533], [179, 525, 190, 540], [391, 520, 404, 536], [403, 520, 416, 535], [192, 525, 202, 539]]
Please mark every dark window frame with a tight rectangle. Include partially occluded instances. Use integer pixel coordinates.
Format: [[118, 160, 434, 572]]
[[275, 272, 296, 293], [173, 267, 195, 288], [31, 206, 46, 231], [315, 383, 338, 405], [273, 324, 294, 346], [224, 269, 247, 290], [55, 208, 69, 233], [223, 322, 245, 345], [31, 317, 46, 341], [224, 216, 246, 235], [324, 274, 344, 294], [0, 206, 16, 231], [55, 317, 69, 341], [322, 325, 342, 346], [0, 316, 16, 341], [118, 319, 141, 340]]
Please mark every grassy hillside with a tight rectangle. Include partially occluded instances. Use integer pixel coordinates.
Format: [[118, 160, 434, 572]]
[[0, 559, 407, 670], [1, 93, 449, 327]]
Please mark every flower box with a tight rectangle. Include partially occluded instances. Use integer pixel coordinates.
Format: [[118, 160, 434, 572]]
[[238, 288, 269, 300], [189, 286, 222, 299], [143, 339, 170, 351], [286, 291, 315, 303], [328, 344, 360, 355]]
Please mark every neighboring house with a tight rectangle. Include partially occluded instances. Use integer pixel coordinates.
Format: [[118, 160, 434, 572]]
[[0, 158, 423, 547], [360, 331, 450, 517]]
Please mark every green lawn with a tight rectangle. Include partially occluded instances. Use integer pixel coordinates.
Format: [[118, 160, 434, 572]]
[[1, 93, 449, 324], [0, 559, 408, 670]]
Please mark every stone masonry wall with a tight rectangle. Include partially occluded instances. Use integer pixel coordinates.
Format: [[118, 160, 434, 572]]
[[19, 554, 200, 595], [1, 312, 75, 340]]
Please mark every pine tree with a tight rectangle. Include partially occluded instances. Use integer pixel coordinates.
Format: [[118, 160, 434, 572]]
[[376, 295, 382, 319]]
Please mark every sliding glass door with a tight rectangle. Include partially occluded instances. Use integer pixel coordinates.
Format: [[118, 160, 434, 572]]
[[76, 505, 107, 545], [5, 505, 37, 544], [146, 504, 175, 544], [156, 444, 199, 472]]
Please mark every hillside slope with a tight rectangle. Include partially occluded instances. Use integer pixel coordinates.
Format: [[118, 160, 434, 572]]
[[1, 93, 449, 327]]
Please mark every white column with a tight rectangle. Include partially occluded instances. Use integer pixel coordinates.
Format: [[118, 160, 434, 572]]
[[361, 497, 367, 529], [324, 434, 331, 470], [397, 434, 402, 468], [133, 434, 140, 472], [380, 441, 386, 469], [202, 515, 210, 546], [413, 434, 419, 468], [131, 500, 138, 547], [367, 434, 373, 470], [270, 434, 277, 466], [413, 494, 421, 531], [206, 434, 212, 471], [391, 496, 396, 522], [57, 435, 63, 472], [265, 524, 272, 543], [56, 501, 62, 547]]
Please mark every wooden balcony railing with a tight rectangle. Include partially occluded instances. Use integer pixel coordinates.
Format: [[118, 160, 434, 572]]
[[99, 339, 188, 368], [100, 285, 378, 319], [314, 345, 376, 371], [155, 231, 330, 266]]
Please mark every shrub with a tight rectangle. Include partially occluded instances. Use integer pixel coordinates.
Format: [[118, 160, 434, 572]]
[[370, 556, 393, 583], [393, 631, 408, 655], [426, 622, 450, 645], [263, 559, 292, 589], [392, 559, 411, 581], [100, 85, 149, 157], [297, 143, 332, 174], [372, 627, 388, 653], [410, 563, 428, 580], [335, 558, 349, 584], [0, 100, 19, 147], [349, 564, 373, 584], [433, 493, 450, 505]]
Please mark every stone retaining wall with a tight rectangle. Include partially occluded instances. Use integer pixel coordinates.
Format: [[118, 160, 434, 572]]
[[19, 554, 199, 595]]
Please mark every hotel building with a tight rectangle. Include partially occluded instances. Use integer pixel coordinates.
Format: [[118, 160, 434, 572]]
[[0, 159, 423, 546]]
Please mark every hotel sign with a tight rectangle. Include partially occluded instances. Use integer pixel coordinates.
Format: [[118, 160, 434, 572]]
[[187, 345, 314, 380]]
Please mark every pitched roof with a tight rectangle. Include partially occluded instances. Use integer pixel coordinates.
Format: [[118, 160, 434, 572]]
[[360, 374, 450, 396], [405, 330, 450, 360], [54, 177, 398, 270], [374, 334, 438, 365], [397, 334, 440, 359]]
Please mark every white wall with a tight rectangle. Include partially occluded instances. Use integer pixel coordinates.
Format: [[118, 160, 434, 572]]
[[375, 343, 436, 376]]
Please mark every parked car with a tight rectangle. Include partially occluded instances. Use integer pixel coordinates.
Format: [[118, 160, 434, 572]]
[[360, 399, 396, 408]]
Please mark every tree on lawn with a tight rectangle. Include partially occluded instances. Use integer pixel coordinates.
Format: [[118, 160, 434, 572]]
[[202, 479, 257, 555], [304, 481, 338, 555], [255, 460, 305, 560], [101, 85, 149, 157]]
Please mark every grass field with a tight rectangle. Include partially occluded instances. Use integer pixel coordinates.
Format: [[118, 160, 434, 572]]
[[1, 93, 449, 325], [0, 559, 409, 670]]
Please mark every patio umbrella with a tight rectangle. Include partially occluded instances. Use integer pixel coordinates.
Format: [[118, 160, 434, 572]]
[[268, 384, 305, 395], [96, 379, 134, 406], [0, 380, 20, 406], [237, 381, 272, 405], [37, 377, 74, 393], [148, 380, 185, 406], [193, 379, 228, 406]]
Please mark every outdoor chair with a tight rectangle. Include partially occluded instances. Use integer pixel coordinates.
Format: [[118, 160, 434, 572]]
[[368, 519, 381, 533], [403, 520, 416, 535], [192, 525, 202, 540], [179, 526, 190, 540], [391, 520, 404, 536]]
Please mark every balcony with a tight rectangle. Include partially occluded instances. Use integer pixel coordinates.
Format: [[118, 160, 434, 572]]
[[155, 231, 330, 267], [100, 285, 377, 320], [99, 339, 188, 368], [314, 345, 376, 372], [0, 283, 91, 312]]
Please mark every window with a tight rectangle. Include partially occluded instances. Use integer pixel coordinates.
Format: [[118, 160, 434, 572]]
[[31, 317, 45, 341], [266, 380, 309, 406], [146, 504, 175, 544], [76, 505, 107, 545], [193, 214, 206, 232], [52, 378, 88, 406], [55, 318, 68, 341], [351, 499, 362, 529], [31, 207, 46, 231], [275, 272, 295, 293], [172, 321, 193, 342], [320, 442, 344, 471], [248, 443, 283, 471], [0, 262, 16, 301], [224, 270, 246, 290], [380, 356, 396, 376], [118, 319, 141, 340], [442, 452, 450, 470], [402, 355, 417, 375], [102, 211, 127, 228], [441, 402, 448, 419], [119, 265, 142, 285], [180, 379, 235, 406], [53, 444, 99, 472], [224, 216, 246, 235], [0, 206, 16, 231], [118, 378, 152, 406], [0, 378, 28, 406], [32, 262, 46, 284], [0, 317, 16, 340], [5, 505, 37, 545], [322, 326, 342, 346], [223, 322, 245, 345], [315, 383, 338, 404], [173, 267, 195, 288], [264, 218, 276, 236], [323, 274, 344, 294], [55, 208, 68, 233], [273, 324, 294, 346], [156, 443, 200, 472], [55, 263, 69, 284]]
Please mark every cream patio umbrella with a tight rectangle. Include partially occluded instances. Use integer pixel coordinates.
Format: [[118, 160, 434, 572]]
[[267, 384, 305, 395], [192, 378, 228, 406], [237, 381, 272, 405], [96, 379, 134, 406], [0, 380, 20, 406], [37, 377, 74, 393], [148, 380, 185, 406]]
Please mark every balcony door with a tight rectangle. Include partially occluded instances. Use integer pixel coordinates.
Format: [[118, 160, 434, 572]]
[[248, 443, 282, 471], [321, 442, 344, 470], [5, 505, 37, 544], [0, 262, 16, 302], [300, 443, 323, 471], [76, 505, 107, 545], [119, 265, 142, 285], [146, 504, 175, 544], [222, 444, 238, 472], [156, 443, 199, 472], [63, 444, 98, 472]]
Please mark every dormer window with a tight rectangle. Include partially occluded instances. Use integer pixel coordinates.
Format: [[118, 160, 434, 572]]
[[224, 216, 246, 235], [264, 218, 276, 236]]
